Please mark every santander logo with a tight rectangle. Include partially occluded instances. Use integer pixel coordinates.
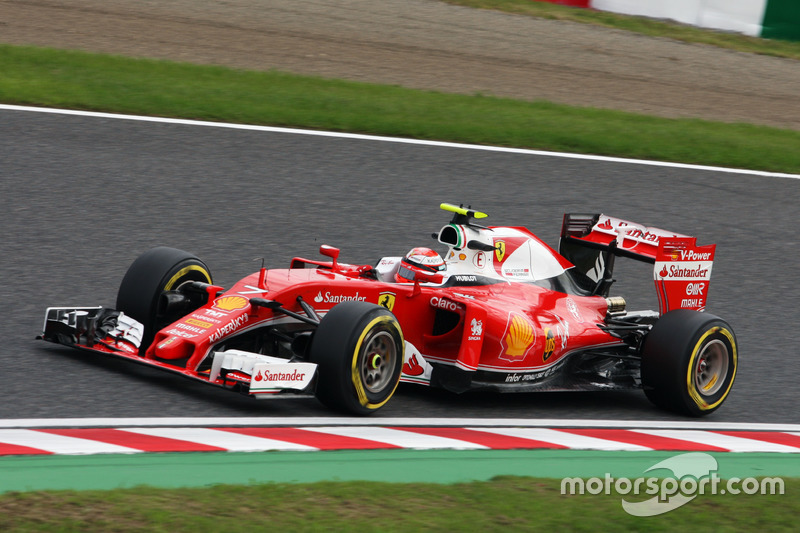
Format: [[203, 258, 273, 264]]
[[659, 264, 710, 279], [313, 291, 367, 304], [253, 369, 306, 382]]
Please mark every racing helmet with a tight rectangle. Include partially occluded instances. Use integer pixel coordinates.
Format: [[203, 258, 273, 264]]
[[395, 247, 446, 283]]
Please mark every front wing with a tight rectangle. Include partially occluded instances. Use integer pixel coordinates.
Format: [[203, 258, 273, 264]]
[[39, 307, 317, 398]]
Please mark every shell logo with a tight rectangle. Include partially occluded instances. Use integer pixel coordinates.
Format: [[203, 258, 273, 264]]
[[500, 313, 536, 361], [213, 295, 249, 312]]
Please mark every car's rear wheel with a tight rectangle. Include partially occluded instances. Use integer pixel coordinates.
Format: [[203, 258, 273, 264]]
[[309, 301, 404, 415], [116, 247, 212, 354], [641, 310, 737, 416]]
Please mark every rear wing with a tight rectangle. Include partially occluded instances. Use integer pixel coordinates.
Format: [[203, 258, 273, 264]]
[[560, 214, 715, 314]]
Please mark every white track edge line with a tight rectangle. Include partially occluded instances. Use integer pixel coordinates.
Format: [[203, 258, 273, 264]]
[[2, 418, 800, 432], [2, 104, 798, 180]]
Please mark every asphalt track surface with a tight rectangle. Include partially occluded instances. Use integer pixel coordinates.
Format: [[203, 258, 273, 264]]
[[2, 107, 799, 424]]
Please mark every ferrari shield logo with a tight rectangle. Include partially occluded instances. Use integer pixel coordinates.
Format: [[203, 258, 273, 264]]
[[495, 240, 506, 263], [378, 292, 396, 312]]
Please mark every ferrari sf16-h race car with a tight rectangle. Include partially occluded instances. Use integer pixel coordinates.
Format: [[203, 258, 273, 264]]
[[40, 203, 737, 416]]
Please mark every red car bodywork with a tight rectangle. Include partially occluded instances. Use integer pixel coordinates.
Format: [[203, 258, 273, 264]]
[[40, 204, 729, 414]]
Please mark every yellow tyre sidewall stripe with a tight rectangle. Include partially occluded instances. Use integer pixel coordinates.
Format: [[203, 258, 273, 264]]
[[164, 265, 211, 291], [350, 315, 403, 410], [686, 326, 737, 411]]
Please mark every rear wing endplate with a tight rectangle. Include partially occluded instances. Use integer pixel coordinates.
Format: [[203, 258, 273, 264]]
[[560, 214, 715, 313]]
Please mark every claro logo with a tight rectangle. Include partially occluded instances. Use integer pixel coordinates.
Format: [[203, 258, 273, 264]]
[[430, 296, 463, 312]]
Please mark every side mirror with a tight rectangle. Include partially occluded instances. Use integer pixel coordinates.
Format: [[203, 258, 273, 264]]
[[319, 245, 340, 269], [410, 269, 444, 298], [414, 270, 444, 284]]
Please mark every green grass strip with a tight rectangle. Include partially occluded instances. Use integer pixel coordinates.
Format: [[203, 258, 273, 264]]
[[0, 468, 798, 531], [0, 450, 798, 531], [2, 44, 799, 174], [2, 449, 799, 492]]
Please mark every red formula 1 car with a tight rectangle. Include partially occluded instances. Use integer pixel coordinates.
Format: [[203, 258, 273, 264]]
[[40, 203, 737, 416]]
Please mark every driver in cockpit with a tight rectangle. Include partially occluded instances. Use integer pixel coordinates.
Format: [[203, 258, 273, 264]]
[[395, 247, 447, 283]]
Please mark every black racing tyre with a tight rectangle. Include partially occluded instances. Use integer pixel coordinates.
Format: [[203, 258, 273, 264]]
[[309, 301, 404, 415], [116, 247, 212, 354], [641, 310, 737, 416]]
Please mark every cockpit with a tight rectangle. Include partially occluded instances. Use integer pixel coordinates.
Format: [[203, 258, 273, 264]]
[[375, 204, 584, 294], [434, 205, 569, 284]]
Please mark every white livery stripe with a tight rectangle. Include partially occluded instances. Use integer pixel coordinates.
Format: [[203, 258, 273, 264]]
[[308, 426, 488, 450], [475, 428, 651, 451], [631, 430, 800, 453], [0, 429, 139, 455], [120, 428, 317, 452]]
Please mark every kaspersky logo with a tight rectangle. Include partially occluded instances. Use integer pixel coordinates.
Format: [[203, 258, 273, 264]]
[[499, 313, 535, 361]]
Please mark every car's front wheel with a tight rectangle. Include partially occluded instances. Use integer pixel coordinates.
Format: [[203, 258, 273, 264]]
[[309, 301, 404, 415], [116, 247, 212, 354]]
